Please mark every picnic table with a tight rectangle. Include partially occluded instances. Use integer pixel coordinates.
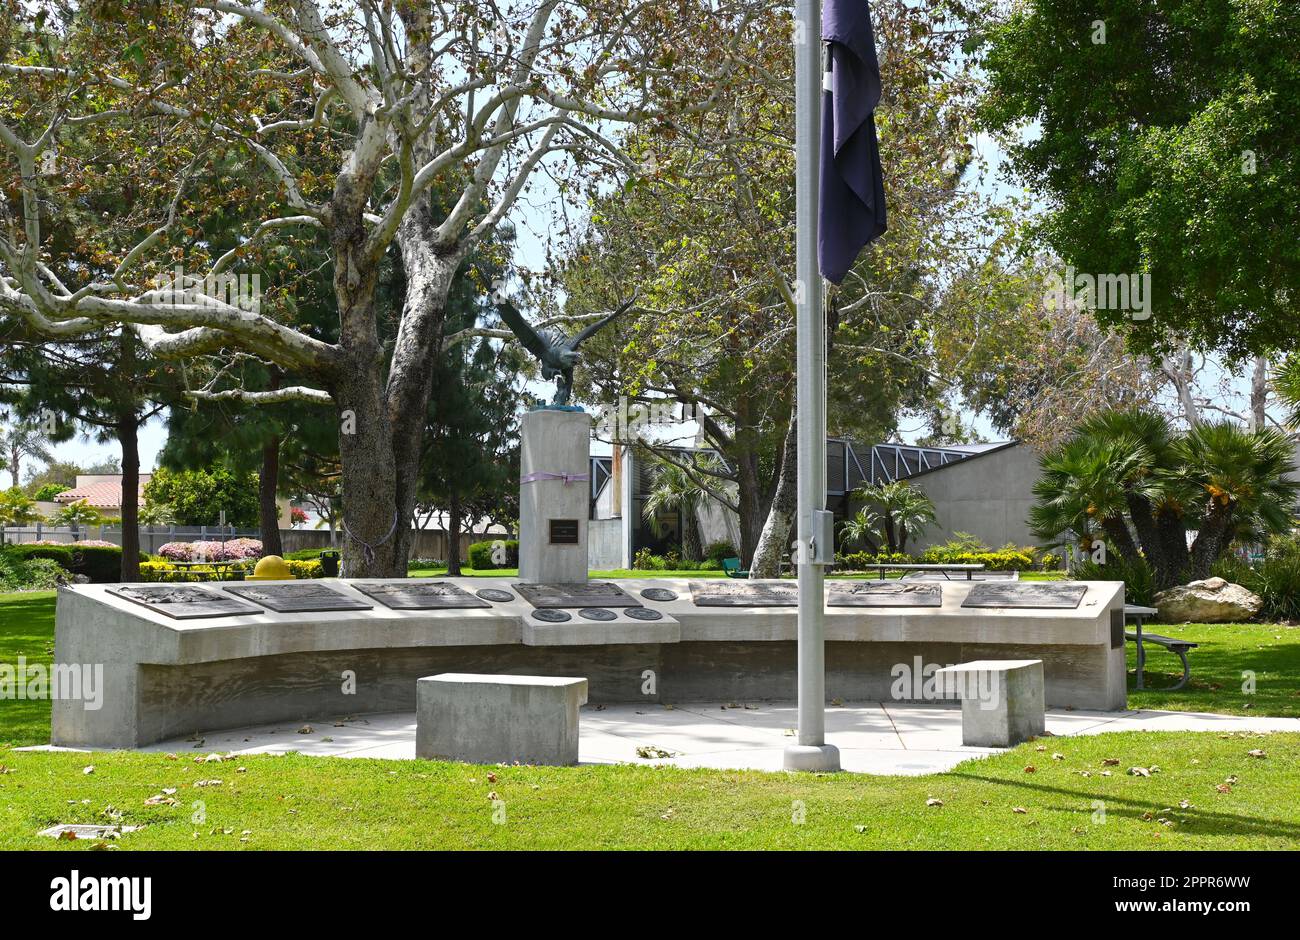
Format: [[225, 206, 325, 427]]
[[859, 562, 985, 581], [167, 559, 249, 581], [1124, 603, 1198, 691]]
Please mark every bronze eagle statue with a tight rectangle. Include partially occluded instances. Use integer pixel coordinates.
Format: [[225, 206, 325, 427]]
[[495, 296, 635, 407]]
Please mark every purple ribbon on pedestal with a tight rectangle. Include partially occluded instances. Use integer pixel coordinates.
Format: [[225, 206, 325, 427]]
[[520, 471, 590, 486]]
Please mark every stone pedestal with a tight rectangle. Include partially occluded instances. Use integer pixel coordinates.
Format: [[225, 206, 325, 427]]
[[936, 659, 1045, 747], [416, 673, 588, 765], [518, 408, 590, 583]]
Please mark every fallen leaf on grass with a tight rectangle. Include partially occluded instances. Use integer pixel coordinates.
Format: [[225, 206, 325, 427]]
[[82, 766, 94, 775], [1102, 758, 1120, 766], [1215, 784, 1233, 794], [635, 745, 673, 759], [1012, 807, 1028, 814], [1023, 766, 1036, 773], [1052, 753, 1065, 761], [1129, 767, 1151, 777], [926, 798, 943, 807], [1247, 749, 1267, 759]]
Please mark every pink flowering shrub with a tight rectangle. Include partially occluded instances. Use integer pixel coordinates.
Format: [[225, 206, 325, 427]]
[[157, 539, 263, 562], [28, 539, 119, 549]]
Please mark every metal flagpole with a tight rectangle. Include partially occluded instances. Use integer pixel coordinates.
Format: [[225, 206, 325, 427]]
[[784, 0, 840, 773]]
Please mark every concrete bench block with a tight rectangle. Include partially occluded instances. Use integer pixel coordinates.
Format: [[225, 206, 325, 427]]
[[416, 673, 588, 765], [936, 659, 1044, 748]]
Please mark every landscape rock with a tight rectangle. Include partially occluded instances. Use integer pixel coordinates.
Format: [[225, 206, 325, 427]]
[[1154, 577, 1261, 623]]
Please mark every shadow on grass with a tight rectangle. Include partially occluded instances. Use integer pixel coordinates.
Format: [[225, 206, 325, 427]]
[[952, 770, 1300, 841]]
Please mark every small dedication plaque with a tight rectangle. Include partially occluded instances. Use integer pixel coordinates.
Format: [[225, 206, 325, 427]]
[[640, 587, 678, 603], [223, 583, 373, 613], [548, 519, 580, 545], [689, 581, 799, 607], [108, 585, 263, 620], [475, 588, 516, 603], [961, 582, 1087, 610], [513, 581, 638, 609], [532, 608, 572, 623], [828, 581, 941, 608], [350, 580, 491, 610], [578, 607, 617, 621], [624, 606, 664, 621]]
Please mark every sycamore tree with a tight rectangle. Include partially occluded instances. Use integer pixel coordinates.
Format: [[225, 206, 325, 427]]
[[0, 0, 745, 575], [560, 0, 994, 573]]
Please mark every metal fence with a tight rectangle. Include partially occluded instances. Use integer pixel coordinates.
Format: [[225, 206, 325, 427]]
[[1, 524, 499, 560]]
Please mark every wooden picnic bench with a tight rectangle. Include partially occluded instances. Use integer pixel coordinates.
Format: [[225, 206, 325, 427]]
[[1124, 604, 1199, 691]]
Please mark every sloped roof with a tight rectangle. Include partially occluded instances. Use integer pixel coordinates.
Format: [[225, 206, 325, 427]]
[[54, 480, 146, 509]]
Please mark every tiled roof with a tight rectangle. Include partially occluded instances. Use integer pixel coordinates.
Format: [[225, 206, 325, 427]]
[[54, 480, 145, 509]]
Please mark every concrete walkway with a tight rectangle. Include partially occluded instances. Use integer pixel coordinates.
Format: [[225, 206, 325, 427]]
[[29, 703, 1298, 775]]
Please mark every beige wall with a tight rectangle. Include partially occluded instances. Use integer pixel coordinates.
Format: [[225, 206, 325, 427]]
[[906, 443, 1044, 551]]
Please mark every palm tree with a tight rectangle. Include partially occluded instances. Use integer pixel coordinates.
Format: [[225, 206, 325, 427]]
[[854, 481, 937, 553], [641, 457, 712, 562], [1274, 354, 1300, 430], [0, 412, 55, 489], [1030, 434, 1144, 565], [1167, 422, 1299, 579], [1033, 408, 1298, 587], [839, 506, 881, 554]]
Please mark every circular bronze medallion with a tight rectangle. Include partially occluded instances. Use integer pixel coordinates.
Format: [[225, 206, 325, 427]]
[[531, 608, 571, 623], [639, 588, 678, 602], [624, 606, 663, 621], [578, 607, 617, 621], [476, 588, 515, 603]]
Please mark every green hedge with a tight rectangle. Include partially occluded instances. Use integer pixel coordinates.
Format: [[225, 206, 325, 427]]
[[468, 539, 519, 570], [2, 543, 148, 582], [918, 548, 1037, 571]]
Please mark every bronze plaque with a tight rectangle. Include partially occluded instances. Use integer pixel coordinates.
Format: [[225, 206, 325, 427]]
[[689, 581, 799, 607], [961, 582, 1087, 609], [531, 608, 572, 623], [828, 581, 942, 607], [548, 519, 580, 544], [224, 583, 372, 613], [640, 587, 679, 602], [625, 606, 664, 621], [350, 580, 491, 610], [107, 585, 263, 620], [513, 581, 638, 608]]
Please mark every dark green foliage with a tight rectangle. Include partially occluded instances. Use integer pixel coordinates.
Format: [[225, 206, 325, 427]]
[[1074, 553, 1156, 608], [467, 539, 519, 570], [978, 0, 1300, 359], [143, 466, 260, 527], [704, 541, 738, 563], [2, 543, 146, 583], [1214, 537, 1300, 622]]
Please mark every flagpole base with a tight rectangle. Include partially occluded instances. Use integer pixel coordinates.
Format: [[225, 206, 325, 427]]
[[783, 743, 841, 773]]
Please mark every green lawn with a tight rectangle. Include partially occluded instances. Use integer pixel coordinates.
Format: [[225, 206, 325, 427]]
[[0, 591, 56, 749], [1, 730, 1295, 849], [1125, 621, 1300, 718]]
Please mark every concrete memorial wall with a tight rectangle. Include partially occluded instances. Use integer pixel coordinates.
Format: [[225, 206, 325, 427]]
[[52, 577, 1125, 749]]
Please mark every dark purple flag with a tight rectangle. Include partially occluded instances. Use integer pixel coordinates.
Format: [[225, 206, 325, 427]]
[[818, 0, 887, 284]]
